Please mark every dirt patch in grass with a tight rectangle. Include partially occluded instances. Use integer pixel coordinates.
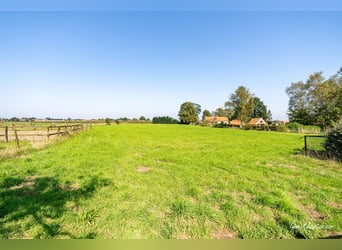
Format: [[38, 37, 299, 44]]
[[284, 165, 297, 170], [25, 175, 39, 181], [212, 228, 237, 239], [289, 192, 325, 221], [9, 175, 40, 190], [60, 183, 81, 191], [327, 201, 342, 209], [309, 210, 325, 220], [266, 163, 275, 167], [302, 205, 325, 220], [137, 166, 151, 173], [177, 233, 191, 239], [251, 212, 262, 223]]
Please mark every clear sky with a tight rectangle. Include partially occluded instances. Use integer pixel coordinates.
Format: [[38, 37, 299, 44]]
[[1, 5, 341, 120], [1, 0, 342, 11]]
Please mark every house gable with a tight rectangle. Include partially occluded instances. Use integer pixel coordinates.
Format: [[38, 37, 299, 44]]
[[248, 118, 267, 126], [230, 119, 243, 127]]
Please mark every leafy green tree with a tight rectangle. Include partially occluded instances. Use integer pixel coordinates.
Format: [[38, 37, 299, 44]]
[[193, 103, 202, 118], [252, 97, 268, 120], [316, 71, 342, 128], [212, 107, 233, 119], [105, 118, 112, 125], [286, 81, 313, 125], [225, 86, 254, 123], [178, 102, 201, 124], [202, 109, 211, 121], [267, 110, 273, 122], [9, 117, 20, 122], [286, 69, 342, 128]]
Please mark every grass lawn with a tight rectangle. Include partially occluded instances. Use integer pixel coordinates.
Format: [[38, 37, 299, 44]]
[[0, 124, 341, 239]]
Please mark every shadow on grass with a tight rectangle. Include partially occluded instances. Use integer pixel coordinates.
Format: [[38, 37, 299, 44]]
[[304, 150, 329, 160], [292, 148, 330, 161], [0, 175, 110, 238]]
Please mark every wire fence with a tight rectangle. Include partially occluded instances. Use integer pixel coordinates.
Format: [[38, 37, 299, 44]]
[[304, 135, 327, 155]]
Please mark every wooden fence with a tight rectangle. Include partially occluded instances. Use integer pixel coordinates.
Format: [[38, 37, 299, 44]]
[[47, 124, 84, 138], [0, 123, 88, 148]]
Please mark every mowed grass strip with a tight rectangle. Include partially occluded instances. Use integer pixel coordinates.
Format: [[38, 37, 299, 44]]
[[0, 124, 340, 239]]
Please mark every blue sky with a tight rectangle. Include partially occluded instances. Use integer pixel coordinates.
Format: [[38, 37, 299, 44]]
[[1, 9, 341, 119], [1, 0, 342, 11]]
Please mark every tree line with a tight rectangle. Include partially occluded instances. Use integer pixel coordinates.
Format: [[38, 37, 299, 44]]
[[178, 67, 342, 129], [178, 86, 272, 125], [286, 68, 342, 128]]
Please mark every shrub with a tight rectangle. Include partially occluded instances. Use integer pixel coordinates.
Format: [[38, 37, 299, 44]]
[[276, 123, 288, 132], [324, 124, 342, 161], [152, 116, 178, 124], [105, 118, 111, 125], [214, 122, 229, 128], [302, 125, 321, 134], [287, 122, 303, 132]]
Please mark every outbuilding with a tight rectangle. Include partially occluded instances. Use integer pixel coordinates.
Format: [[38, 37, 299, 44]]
[[204, 116, 229, 125], [248, 118, 268, 127]]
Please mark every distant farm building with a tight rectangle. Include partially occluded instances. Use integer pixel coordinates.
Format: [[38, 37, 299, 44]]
[[204, 116, 229, 125], [248, 118, 268, 127], [230, 119, 243, 127]]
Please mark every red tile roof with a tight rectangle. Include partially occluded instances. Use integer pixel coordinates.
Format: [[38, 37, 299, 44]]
[[205, 116, 229, 123], [248, 118, 267, 125], [230, 119, 242, 126]]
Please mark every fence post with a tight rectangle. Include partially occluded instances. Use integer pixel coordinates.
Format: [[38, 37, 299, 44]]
[[14, 129, 20, 148], [5, 126, 8, 143], [304, 136, 307, 155]]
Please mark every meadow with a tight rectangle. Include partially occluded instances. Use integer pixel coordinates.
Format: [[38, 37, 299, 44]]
[[0, 124, 340, 239]]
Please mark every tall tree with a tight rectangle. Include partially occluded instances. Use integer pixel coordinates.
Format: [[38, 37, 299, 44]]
[[267, 110, 273, 122], [202, 109, 211, 121], [318, 72, 342, 127], [286, 69, 342, 128], [193, 103, 202, 119], [225, 86, 254, 123], [286, 80, 315, 125], [178, 102, 201, 124], [252, 97, 268, 120], [212, 107, 233, 119]]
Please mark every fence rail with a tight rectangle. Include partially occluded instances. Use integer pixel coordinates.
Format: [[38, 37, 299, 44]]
[[0, 123, 88, 148], [47, 124, 84, 138]]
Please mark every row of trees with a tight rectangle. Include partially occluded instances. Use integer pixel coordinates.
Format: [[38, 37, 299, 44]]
[[104, 116, 151, 125], [0, 117, 37, 122], [178, 86, 272, 124], [152, 116, 178, 124], [286, 68, 342, 128]]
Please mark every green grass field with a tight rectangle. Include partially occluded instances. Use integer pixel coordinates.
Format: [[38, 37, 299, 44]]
[[0, 124, 341, 239]]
